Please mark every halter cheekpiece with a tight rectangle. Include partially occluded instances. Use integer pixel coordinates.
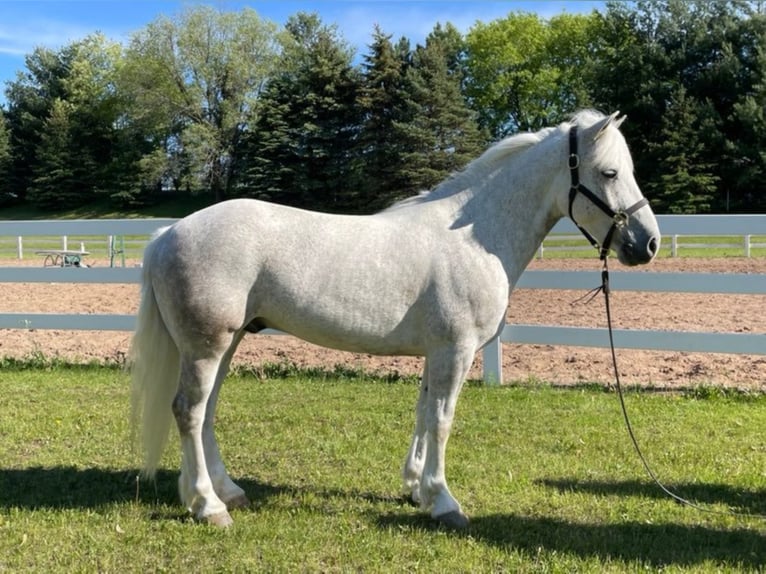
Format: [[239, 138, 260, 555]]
[[567, 125, 649, 260]]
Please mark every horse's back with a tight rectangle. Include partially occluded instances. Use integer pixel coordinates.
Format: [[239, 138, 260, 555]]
[[146, 198, 508, 355], [146, 199, 426, 353]]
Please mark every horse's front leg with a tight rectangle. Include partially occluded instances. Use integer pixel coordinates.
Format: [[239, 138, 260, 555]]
[[402, 360, 429, 504], [418, 346, 474, 529]]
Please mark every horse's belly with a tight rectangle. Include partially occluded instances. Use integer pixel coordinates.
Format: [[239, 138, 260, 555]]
[[260, 297, 425, 356], [288, 326, 422, 356]]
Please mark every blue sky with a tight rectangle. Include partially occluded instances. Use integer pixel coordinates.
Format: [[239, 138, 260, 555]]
[[0, 1, 605, 103]]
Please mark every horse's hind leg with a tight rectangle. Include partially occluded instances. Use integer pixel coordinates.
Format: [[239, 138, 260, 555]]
[[203, 332, 250, 509], [402, 360, 429, 504], [174, 349, 234, 527]]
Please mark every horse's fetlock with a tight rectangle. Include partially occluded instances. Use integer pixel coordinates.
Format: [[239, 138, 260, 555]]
[[418, 475, 445, 509]]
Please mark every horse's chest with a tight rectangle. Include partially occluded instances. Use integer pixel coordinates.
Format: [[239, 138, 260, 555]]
[[427, 256, 509, 330]]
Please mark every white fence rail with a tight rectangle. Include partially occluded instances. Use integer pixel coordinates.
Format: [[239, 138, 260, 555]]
[[0, 215, 764, 383]]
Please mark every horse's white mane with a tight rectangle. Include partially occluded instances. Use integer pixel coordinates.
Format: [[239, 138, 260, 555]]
[[385, 110, 617, 211], [570, 108, 607, 127], [385, 129, 553, 211]]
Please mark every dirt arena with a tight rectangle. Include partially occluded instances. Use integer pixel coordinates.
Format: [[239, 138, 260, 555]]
[[1, 256, 764, 390]]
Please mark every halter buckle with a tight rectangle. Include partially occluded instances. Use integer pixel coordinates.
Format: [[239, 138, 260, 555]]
[[568, 154, 580, 170]]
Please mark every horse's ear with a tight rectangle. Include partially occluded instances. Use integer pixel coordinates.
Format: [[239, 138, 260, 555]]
[[593, 111, 625, 140]]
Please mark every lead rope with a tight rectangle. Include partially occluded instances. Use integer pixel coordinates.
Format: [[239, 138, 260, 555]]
[[597, 257, 764, 519]]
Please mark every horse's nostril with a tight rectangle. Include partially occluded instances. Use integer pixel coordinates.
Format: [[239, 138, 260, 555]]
[[647, 236, 659, 257]]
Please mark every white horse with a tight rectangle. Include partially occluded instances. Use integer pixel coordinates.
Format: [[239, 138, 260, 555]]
[[130, 110, 660, 528]]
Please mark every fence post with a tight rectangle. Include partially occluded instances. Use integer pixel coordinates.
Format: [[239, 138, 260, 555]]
[[745, 235, 751, 258], [671, 235, 678, 257], [482, 337, 503, 385], [62, 235, 68, 251], [108, 235, 126, 268], [16, 236, 22, 259]]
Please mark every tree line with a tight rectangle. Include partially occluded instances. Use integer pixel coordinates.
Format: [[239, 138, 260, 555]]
[[0, 0, 764, 215]]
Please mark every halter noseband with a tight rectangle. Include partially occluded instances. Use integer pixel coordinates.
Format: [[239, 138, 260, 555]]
[[567, 125, 649, 260]]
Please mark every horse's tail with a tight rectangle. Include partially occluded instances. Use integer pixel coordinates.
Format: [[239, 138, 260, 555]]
[[129, 226, 179, 478]]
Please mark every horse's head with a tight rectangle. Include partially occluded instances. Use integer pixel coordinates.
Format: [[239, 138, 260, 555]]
[[563, 111, 660, 266]]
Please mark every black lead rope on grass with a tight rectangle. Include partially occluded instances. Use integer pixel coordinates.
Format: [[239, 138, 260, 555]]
[[586, 257, 765, 520]]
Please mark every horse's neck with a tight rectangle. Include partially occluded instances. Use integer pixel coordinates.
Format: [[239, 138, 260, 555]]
[[455, 138, 565, 283]]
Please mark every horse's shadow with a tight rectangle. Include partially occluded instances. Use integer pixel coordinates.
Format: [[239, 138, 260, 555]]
[[537, 477, 766, 515], [377, 511, 766, 569], [0, 466, 276, 512], [0, 465, 397, 512], [377, 478, 766, 568], [2, 467, 764, 568]]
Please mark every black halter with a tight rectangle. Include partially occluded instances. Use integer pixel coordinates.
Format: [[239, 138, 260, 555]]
[[567, 125, 649, 260]]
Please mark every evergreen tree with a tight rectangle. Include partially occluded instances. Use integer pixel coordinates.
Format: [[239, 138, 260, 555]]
[[591, 0, 766, 212], [393, 29, 486, 196], [712, 6, 766, 211], [731, 70, 766, 211], [27, 99, 78, 209], [4, 35, 122, 209], [241, 13, 362, 212], [0, 112, 12, 204], [357, 26, 410, 211], [3, 47, 69, 204], [646, 87, 719, 213]]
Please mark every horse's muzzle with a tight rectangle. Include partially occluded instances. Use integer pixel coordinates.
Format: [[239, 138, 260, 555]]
[[619, 233, 660, 266]]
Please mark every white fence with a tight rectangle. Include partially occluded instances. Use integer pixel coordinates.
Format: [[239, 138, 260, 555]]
[[0, 215, 764, 383]]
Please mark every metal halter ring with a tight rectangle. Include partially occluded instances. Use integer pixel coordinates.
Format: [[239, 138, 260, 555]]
[[613, 211, 630, 228]]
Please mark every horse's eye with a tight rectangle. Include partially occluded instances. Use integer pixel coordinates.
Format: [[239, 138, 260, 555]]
[[602, 169, 618, 179]]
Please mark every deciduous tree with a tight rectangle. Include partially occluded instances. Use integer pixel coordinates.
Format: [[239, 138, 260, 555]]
[[465, 12, 597, 138], [121, 6, 280, 202]]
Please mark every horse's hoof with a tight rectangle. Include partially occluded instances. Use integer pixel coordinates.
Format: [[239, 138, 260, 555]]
[[225, 493, 251, 510], [435, 510, 470, 530], [201, 511, 234, 528]]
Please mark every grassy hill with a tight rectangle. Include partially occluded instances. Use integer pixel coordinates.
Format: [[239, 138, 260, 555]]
[[0, 195, 215, 220]]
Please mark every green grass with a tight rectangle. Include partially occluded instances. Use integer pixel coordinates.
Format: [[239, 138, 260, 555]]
[[1, 362, 764, 572], [541, 234, 766, 259]]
